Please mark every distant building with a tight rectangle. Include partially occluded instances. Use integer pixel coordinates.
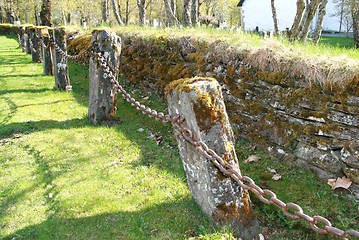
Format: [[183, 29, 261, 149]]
[[237, 0, 342, 33]]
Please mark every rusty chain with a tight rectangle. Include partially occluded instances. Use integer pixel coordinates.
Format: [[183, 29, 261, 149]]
[[95, 50, 358, 239], [95, 52, 174, 124], [51, 39, 91, 66]]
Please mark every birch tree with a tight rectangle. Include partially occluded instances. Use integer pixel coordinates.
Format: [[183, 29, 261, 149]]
[[349, 0, 359, 48], [102, 0, 110, 24], [312, 0, 328, 44], [163, 0, 179, 26], [271, 0, 279, 35], [191, 0, 199, 25], [289, 0, 306, 41], [137, 0, 146, 26], [111, 0, 124, 25], [298, 0, 320, 41], [183, 0, 191, 26]]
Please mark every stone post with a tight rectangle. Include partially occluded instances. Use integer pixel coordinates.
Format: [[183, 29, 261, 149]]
[[167, 77, 259, 239], [19, 26, 26, 52], [52, 27, 71, 91], [41, 27, 53, 76], [24, 26, 32, 54], [89, 29, 121, 125], [28, 27, 41, 63]]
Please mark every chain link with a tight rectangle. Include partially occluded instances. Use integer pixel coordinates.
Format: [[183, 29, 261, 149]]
[[51, 39, 90, 66]]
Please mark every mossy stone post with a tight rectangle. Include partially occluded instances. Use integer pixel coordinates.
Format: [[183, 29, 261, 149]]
[[24, 26, 32, 54], [29, 27, 41, 63], [19, 26, 26, 52], [41, 28, 53, 76], [167, 77, 259, 239], [53, 27, 71, 91], [89, 29, 121, 125]]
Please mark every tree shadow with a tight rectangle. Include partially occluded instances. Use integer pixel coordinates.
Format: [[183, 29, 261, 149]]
[[0, 118, 88, 138], [0, 88, 51, 96], [1, 197, 214, 240]]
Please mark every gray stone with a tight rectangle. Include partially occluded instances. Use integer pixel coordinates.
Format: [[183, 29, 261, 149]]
[[167, 77, 259, 239], [294, 142, 341, 173], [327, 110, 358, 126], [89, 30, 122, 125], [53, 27, 71, 91], [343, 167, 359, 184]]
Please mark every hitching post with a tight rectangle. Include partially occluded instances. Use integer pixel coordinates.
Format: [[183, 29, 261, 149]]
[[89, 29, 121, 125], [167, 77, 259, 239], [29, 27, 41, 63], [41, 28, 53, 76], [52, 27, 72, 91]]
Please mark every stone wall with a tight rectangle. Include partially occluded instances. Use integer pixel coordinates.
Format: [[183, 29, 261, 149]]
[[112, 33, 359, 190]]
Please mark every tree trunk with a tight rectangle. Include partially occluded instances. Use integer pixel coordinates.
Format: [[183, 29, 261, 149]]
[[298, 0, 320, 41], [183, 0, 191, 26], [289, 0, 306, 41], [0, 6, 3, 23], [271, 0, 279, 35], [125, 0, 129, 24], [39, 0, 52, 27], [111, 0, 124, 25], [170, 0, 176, 19], [102, 0, 110, 24], [137, 0, 146, 26], [312, 0, 328, 44], [191, 0, 199, 26], [163, 0, 179, 26], [350, 0, 359, 48]]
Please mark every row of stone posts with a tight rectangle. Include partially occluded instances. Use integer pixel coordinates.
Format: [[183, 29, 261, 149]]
[[16, 26, 259, 239], [18, 25, 71, 91]]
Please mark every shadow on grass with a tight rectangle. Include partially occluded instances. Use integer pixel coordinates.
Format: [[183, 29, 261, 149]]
[[2, 196, 211, 240], [0, 118, 88, 138], [0, 88, 51, 96]]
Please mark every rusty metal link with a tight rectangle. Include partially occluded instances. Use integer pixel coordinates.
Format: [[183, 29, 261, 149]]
[[39, 38, 52, 50], [95, 52, 174, 124], [51, 39, 91, 65]]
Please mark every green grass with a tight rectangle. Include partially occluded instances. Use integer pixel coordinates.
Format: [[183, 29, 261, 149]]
[[0, 35, 358, 240], [320, 35, 356, 49]]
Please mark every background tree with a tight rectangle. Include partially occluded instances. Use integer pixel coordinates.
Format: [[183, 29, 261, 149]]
[[111, 0, 124, 25], [349, 0, 359, 48], [183, 0, 191, 26], [271, 0, 279, 35], [312, 0, 329, 43], [163, 0, 179, 26], [40, 0, 52, 26], [102, 0, 110, 24], [191, 0, 199, 25], [136, 0, 146, 25]]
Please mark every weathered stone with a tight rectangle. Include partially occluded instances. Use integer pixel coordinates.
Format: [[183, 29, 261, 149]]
[[294, 142, 342, 173], [28, 27, 42, 63], [41, 27, 53, 76], [343, 168, 359, 184], [340, 142, 359, 169], [53, 27, 71, 91], [167, 77, 259, 239], [327, 110, 358, 126], [89, 29, 121, 125], [24, 26, 33, 54]]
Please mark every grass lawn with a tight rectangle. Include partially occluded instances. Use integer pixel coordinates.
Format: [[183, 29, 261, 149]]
[[319, 35, 356, 49], [0, 34, 358, 240]]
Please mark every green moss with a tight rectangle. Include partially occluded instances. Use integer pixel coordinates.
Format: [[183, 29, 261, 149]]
[[165, 77, 216, 96]]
